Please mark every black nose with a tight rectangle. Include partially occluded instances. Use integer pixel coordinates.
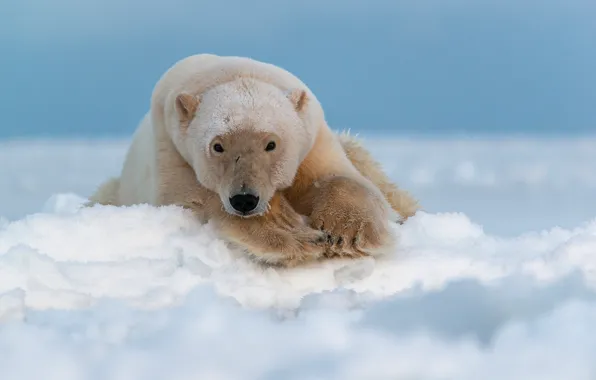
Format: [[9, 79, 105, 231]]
[[229, 194, 259, 213]]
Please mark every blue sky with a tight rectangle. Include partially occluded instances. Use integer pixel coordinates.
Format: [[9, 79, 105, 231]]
[[1, 0, 595, 138]]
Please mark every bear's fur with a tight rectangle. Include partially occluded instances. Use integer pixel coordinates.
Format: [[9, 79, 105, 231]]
[[87, 54, 419, 266]]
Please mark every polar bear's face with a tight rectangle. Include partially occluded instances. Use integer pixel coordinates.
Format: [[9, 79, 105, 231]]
[[171, 79, 312, 217], [202, 129, 289, 217]]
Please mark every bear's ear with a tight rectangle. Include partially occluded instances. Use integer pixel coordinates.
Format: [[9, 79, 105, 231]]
[[286, 88, 308, 112], [175, 92, 200, 125]]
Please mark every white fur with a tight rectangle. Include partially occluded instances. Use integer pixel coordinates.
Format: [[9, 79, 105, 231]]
[[117, 113, 157, 205], [86, 53, 419, 263], [153, 54, 323, 167], [89, 53, 329, 208]]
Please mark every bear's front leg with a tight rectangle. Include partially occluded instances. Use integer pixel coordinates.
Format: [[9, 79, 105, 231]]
[[206, 192, 328, 267], [306, 176, 396, 258]]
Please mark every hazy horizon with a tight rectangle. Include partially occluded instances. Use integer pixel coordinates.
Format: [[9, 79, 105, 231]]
[[2, 0, 595, 138]]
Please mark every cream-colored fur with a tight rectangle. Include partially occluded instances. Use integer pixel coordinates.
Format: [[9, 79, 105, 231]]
[[87, 53, 419, 267]]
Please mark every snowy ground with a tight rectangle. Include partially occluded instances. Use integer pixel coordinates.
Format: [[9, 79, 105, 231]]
[[1, 136, 596, 379]]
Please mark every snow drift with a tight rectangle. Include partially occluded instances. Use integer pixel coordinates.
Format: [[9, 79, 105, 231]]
[[1, 193, 596, 380]]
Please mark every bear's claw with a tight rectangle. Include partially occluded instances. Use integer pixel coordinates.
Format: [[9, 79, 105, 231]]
[[308, 177, 392, 259]]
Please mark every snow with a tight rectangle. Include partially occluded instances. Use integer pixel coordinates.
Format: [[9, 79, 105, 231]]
[[1, 136, 596, 379]]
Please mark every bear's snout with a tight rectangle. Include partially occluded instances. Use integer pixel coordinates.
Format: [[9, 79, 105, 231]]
[[229, 193, 260, 214]]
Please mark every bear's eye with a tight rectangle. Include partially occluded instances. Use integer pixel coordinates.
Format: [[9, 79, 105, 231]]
[[213, 143, 224, 153], [265, 141, 276, 152]]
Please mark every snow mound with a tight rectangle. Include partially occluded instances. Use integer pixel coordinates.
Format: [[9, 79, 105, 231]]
[[1, 194, 596, 379]]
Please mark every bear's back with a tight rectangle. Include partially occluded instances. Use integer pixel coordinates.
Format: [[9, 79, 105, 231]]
[[151, 54, 323, 118]]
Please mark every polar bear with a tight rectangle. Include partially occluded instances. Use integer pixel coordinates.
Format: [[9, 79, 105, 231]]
[[88, 53, 419, 266]]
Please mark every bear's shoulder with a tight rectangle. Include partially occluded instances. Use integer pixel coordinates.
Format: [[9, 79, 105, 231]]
[[151, 54, 317, 109]]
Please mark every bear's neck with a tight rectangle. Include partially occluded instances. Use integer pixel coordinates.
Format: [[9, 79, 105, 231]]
[[283, 126, 353, 216]]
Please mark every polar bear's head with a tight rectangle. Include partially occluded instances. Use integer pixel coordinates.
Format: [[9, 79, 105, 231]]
[[166, 78, 316, 217]]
